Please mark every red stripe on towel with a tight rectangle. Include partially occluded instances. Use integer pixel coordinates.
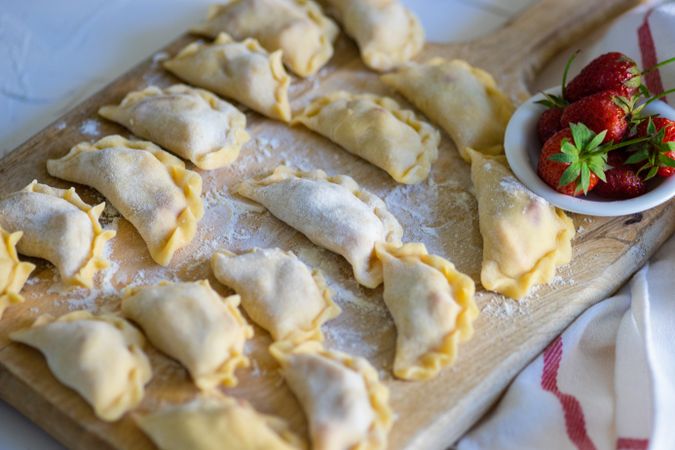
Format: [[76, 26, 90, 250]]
[[637, 8, 668, 103], [541, 337, 597, 450], [617, 438, 649, 450]]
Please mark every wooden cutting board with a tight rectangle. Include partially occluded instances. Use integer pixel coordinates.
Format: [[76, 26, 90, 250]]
[[0, 0, 672, 449]]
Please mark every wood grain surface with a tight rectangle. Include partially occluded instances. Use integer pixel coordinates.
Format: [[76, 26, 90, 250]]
[[1, 0, 672, 449]]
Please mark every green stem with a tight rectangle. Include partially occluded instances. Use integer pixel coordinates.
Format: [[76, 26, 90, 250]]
[[561, 50, 580, 99], [643, 87, 675, 107], [589, 136, 651, 156], [640, 56, 675, 76]]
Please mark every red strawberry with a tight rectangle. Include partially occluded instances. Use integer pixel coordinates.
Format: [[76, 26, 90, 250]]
[[565, 52, 641, 102], [595, 165, 646, 199], [629, 117, 675, 178], [537, 107, 564, 144], [537, 124, 607, 196], [560, 90, 630, 143]]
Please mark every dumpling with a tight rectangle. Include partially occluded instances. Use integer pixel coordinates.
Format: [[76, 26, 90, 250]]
[[374, 242, 478, 380], [164, 33, 291, 122], [192, 0, 338, 77], [293, 92, 440, 184], [0, 181, 115, 287], [270, 340, 392, 450], [10, 311, 151, 421], [99, 84, 250, 170], [211, 247, 341, 342], [0, 227, 35, 319], [121, 280, 253, 390], [46, 135, 204, 267], [236, 166, 403, 288], [135, 395, 304, 450], [323, 0, 423, 71], [469, 150, 575, 299], [381, 59, 514, 161]]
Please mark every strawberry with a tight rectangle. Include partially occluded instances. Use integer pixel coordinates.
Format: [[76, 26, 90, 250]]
[[537, 107, 564, 144], [537, 124, 608, 196], [565, 52, 641, 102], [560, 90, 631, 143], [535, 53, 576, 144], [628, 117, 675, 178], [594, 158, 646, 199]]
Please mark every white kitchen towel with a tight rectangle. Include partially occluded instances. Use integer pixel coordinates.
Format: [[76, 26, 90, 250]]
[[458, 233, 675, 450], [537, 1, 675, 105], [458, 3, 675, 450]]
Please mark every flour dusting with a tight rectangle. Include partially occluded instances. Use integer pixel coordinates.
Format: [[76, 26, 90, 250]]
[[79, 118, 101, 136]]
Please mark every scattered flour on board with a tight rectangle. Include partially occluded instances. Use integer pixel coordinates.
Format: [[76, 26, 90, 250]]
[[251, 136, 279, 163], [79, 119, 101, 136], [479, 292, 532, 318], [55, 121, 66, 130], [151, 51, 169, 64]]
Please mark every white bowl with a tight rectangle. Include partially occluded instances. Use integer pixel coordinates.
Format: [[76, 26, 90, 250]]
[[504, 86, 675, 216]]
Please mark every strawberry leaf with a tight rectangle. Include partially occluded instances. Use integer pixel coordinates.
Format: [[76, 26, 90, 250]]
[[570, 122, 596, 149], [588, 130, 607, 150], [625, 149, 649, 164], [561, 140, 578, 155], [536, 92, 567, 109], [658, 154, 675, 167], [559, 162, 581, 187], [612, 96, 631, 112], [549, 153, 575, 163], [588, 160, 607, 182], [645, 166, 659, 180], [580, 164, 591, 194], [667, 142, 675, 151], [639, 84, 651, 98]]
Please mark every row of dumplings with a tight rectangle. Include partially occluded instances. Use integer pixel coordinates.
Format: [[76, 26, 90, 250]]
[[0, 161, 480, 378], [191, 0, 424, 76], [7, 279, 388, 449]]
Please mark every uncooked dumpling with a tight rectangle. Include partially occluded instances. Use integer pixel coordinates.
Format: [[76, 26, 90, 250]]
[[271, 340, 392, 450], [0, 181, 115, 287], [164, 33, 291, 122], [121, 280, 253, 390], [211, 247, 341, 341], [135, 395, 304, 450], [236, 166, 403, 288], [46, 135, 203, 267], [293, 91, 440, 184], [323, 0, 423, 71], [99, 84, 250, 170], [375, 242, 478, 380], [10, 311, 151, 421], [192, 0, 338, 77], [0, 227, 35, 319], [381, 59, 514, 161], [469, 150, 575, 299]]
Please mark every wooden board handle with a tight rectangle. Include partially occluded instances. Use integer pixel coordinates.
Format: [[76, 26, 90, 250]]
[[474, 0, 643, 99]]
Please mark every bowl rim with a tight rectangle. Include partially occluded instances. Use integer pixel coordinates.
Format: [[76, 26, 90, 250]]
[[504, 86, 675, 217]]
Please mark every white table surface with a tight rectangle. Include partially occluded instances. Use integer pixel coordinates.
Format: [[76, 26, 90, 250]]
[[0, 0, 601, 448]]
